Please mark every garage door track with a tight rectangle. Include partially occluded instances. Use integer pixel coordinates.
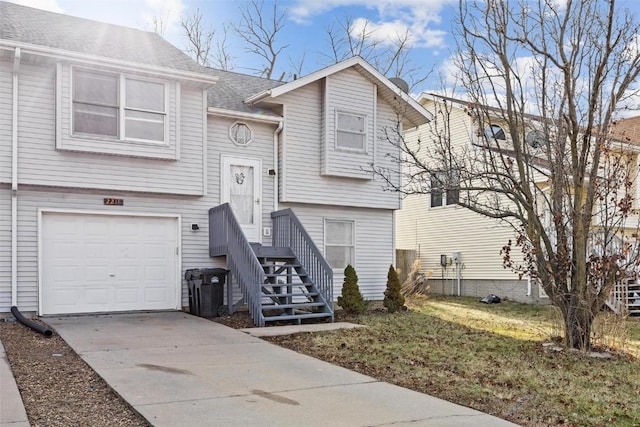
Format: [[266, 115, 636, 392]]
[[47, 312, 517, 427]]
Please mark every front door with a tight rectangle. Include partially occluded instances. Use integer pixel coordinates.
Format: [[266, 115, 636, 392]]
[[221, 156, 262, 242]]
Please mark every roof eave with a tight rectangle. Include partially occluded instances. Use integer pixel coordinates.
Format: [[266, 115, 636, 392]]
[[207, 106, 283, 123], [0, 40, 218, 86]]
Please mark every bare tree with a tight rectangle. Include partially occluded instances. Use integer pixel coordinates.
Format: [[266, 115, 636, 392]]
[[322, 16, 431, 91], [181, 9, 234, 70], [213, 23, 235, 71], [233, 0, 288, 79], [374, 0, 640, 350], [149, 15, 167, 36], [181, 9, 214, 66]]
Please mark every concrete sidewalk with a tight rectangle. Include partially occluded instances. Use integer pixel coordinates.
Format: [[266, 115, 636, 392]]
[[47, 312, 518, 427], [0, 339, 30, 427]]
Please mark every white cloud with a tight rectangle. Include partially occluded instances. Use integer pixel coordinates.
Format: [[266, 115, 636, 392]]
[[290, 0, 453, 23], [289, 0, 454, 49], [142, 0, 185, 35], [7, 0, 63, 12], [349, 17, 447, 49]]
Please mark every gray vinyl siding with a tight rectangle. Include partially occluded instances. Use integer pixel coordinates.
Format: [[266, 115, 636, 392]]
[[0, 59, 12, 183], [322, 69, 375, 179], [3, 114, 278, 313], [279, 202, 394, 300], [15, 60, 205, 195], [277, 70, 401, 210], [207, 116, 278, 237], [0, 189, 11, 311]]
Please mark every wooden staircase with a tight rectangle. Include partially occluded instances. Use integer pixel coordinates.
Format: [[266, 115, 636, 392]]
[[253, 244, 333, 324]]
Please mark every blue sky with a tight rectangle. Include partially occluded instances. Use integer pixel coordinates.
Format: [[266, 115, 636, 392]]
[[6, 0, 640, 105], [7, 0, 460, 94]]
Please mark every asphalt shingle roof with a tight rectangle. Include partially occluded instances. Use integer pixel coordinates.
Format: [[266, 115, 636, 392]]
[[0, 1, 206, 74], [205, 68, 284, 115]]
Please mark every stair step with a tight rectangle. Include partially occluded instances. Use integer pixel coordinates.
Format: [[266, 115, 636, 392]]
[[262, 291, 319, 298], [263, 312, 333, 322], [261, 263, 301, 268], [261, 283, 313, 288], [262, 302, 326, 309], [264, 273, 308, 278]]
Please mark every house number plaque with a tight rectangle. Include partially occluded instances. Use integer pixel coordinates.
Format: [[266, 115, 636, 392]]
[[104, 198, 124, 206]]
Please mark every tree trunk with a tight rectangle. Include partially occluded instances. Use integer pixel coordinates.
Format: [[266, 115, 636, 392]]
[[562, 295, 595, 350]]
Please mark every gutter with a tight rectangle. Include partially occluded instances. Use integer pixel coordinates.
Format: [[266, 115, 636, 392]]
[[207, 107, 282, 124], [0, 42, 218, 86], [11, 47, 20, 307], [245, 90, 272, 105]]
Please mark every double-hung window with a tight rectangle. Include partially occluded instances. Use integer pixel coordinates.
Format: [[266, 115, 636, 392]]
[[430, 171, 460, 208], [324, 219, 355, 270], [336, 111, 366, 152], [72, 69, 166, 143]]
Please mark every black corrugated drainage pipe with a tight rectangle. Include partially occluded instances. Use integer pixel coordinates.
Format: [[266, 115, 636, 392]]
[[11, 306, 52, 337]]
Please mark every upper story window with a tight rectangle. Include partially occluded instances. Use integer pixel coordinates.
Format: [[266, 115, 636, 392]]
[[229, 122, 252, 146], [430, 171, 459, 208], [325, 219, 355, 270], [484, 124, 506, 142], [336, 111, 366, 152], [72, 68, 167, 143]]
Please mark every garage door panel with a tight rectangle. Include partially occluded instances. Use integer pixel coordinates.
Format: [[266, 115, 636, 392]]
[[41, 213, 179, 315], [145, 287, 169, 303]]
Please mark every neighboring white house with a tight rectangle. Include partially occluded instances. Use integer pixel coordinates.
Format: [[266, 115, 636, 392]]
[[398, 93, 640, 306], [0, 2, 431, 322]]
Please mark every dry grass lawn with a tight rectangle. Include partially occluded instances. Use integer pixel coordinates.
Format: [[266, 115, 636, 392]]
[[265, 296, 640, 427]]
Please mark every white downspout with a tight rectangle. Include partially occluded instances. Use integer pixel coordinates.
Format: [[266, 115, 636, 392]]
[[273, 119, 284, 213], [11, 48, 21, 307]]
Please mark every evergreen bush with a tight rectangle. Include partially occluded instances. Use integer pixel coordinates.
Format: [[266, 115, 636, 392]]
[[337, 264, 367, 314], [384, 264, 405, 313]]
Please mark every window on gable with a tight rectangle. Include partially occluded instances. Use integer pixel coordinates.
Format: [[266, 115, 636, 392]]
[[72, 69, 166, 143], [430, 171, 460, 208], [336, 111, 366, 151], [324, 219, 355, 270]]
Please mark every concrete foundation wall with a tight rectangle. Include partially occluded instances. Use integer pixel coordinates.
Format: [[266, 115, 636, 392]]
[[428, 278, 550, 304]]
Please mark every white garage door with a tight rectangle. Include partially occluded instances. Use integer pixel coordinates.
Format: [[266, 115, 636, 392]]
[[41, 213, 179, 315]]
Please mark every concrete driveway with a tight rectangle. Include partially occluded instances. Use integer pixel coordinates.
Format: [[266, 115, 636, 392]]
[[46, 312, 518, 427]]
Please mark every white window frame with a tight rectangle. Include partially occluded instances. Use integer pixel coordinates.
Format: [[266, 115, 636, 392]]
[[430, 171, 459, 208], [324, 219, 356, 271], [229, 122, 253, 146], [335, 110, 367, 153], [71, 67, 169, 145]]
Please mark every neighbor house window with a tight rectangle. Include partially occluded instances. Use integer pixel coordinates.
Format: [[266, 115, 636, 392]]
[[430, 171, 459, 208], [324, 219, 355, 270], [336, 111, 366, 151], [484, 124, 506, 142], [229, 122, 252, 146], [73, 69, 166, 143]]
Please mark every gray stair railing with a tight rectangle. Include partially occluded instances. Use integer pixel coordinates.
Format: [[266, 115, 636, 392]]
[[209, 203, 265, 326], [271, 209, 333, 315]]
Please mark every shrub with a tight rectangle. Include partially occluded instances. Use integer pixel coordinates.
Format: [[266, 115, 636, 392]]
[[401, 259, 432, 297], [384, 264, 405, 313], [337, 264, 367, 314]]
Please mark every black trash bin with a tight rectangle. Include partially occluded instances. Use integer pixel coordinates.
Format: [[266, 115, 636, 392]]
[[185, 268, 229, 317]]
